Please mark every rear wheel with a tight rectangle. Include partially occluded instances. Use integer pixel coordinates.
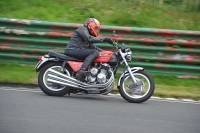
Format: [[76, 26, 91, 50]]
[[119, 71, 155, 103], [38, 62, 72, 96]]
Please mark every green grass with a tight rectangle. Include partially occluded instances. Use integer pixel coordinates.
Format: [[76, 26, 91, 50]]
[[0, 63, 37, 84], [0, 63, 199, 100], [153, 76, 200, 100], [0, 0, 199, 30]]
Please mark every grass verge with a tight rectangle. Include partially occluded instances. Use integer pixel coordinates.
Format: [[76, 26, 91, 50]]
[[0, 63, 199, 100], [0, 0, 199, 30]]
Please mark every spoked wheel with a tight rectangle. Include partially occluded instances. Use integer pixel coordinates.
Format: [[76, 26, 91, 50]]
[[119, 70, 155, 103], [38, 62, 72, 96]]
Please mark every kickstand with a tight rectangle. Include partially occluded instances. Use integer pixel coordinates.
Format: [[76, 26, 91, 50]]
[[65, 87, 71, 96], [67, 92, 70, 96], [61, 60, 67, 73]]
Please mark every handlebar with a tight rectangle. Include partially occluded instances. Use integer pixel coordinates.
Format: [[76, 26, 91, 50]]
[[112, 30, 119, 49], [112, 41, 119, 49]]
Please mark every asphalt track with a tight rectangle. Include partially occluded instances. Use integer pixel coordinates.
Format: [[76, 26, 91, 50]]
[[0, 87, 199, 133]]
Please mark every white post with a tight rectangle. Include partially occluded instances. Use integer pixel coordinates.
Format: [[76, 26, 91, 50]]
[[195, 0, 200, 11], [159, 0, 163, 5], [133, 0, 138, 6], [189, 0, 194, 10], [182, 0, 188, 9]]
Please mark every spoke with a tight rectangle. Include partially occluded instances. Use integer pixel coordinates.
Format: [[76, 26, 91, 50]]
[[125, 83, 129, 88], [122, 73, 151, 99]]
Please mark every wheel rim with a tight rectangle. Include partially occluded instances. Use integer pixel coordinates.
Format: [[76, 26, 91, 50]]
[[43, 66, 70, 91], [122, 73, 151, 99]]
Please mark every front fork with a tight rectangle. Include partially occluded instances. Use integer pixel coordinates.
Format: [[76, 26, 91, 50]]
[[119, 50, 138, 85]]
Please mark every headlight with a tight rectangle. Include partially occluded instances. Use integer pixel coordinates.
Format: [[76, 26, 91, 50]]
[[125, 49, 132, 61]]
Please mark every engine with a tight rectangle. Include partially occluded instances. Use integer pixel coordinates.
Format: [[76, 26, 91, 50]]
[[86, 63, 110, 84]]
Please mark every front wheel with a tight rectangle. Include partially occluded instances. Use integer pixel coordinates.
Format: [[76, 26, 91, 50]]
[[119, 70, 155, 103]]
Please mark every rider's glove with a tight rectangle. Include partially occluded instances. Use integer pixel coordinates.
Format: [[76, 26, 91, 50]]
[[103, 38, 114, 45]]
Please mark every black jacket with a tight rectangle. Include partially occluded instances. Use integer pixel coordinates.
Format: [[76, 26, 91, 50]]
[[66, 26, 104, 51]]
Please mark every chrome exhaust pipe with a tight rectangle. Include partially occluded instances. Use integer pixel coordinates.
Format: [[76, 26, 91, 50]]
[[48, 74, 83, 88], [47, 77, 104, 91], [47, 68, 115, 90], [47, 78, 84, 89], [48, 68, 88, 86]]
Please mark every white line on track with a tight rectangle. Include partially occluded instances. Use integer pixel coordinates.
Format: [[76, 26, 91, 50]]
[[0, 87, 41, 92], [0, 87, 200, 104], [105, 94, 200, 105]]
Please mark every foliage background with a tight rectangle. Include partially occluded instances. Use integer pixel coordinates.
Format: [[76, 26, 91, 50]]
[[0, 0, 199, 30]]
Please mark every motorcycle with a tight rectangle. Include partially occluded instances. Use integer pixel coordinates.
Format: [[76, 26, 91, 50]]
[[35, 31, 155, 103]]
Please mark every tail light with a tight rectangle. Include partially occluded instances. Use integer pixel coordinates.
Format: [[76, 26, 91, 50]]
[[38, 56, 42, 61]]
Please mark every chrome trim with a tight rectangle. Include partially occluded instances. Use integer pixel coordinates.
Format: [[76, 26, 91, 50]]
[[119, 49, 138, 84], [122, 73, 151, 99], [35, 56, 55, 70], [43, 65, 70, 91], [117, 67, 144, 88], [46, 68, 114, 91]]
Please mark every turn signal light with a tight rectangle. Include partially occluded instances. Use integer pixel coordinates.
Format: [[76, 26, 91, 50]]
[[44, 54, 49, 58]]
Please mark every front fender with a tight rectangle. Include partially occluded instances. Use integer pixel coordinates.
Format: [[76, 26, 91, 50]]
[[117, 67, 144, 89]]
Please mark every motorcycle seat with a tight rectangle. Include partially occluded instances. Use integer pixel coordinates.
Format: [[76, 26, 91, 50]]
[[48, 51, 82, 61]]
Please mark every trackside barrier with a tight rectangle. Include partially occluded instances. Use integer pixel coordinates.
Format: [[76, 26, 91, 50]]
[[0, 18, 199, 76]]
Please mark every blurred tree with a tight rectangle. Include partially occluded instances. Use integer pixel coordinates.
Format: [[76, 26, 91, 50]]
[[195, 0, 200, 11]]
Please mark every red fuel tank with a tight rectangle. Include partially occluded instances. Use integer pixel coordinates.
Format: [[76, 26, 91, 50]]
[[68, 51, 114, 72], [93, 51, 113, 63]]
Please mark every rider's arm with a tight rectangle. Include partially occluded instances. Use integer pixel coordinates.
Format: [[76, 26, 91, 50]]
[[95, 47, 104, 52], [76, 26, 104, 43], [89, 43, 104, 51]]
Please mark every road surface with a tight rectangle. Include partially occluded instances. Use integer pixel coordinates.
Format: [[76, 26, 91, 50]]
[[0, 87, 199, 133]]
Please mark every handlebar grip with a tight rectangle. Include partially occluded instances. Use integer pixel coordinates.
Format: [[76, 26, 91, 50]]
[[113, 42, 117, 46]]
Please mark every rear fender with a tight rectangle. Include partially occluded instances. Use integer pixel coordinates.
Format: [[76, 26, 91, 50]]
[[35, 56, 56, 72], [117, 67, 144, 89]]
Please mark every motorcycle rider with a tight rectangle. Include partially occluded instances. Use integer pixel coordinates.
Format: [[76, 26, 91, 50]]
[[64, 18, 114, 80]]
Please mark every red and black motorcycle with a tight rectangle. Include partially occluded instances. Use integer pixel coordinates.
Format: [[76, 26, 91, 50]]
[[35, 34, 155, 103]]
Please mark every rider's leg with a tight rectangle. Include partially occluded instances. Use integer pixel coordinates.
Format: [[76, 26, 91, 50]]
[[76, 50, 99, 79], [65, 49, 99, 80]]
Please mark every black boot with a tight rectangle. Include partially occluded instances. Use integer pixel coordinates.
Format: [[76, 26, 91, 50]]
[[76, 70, 90, 81], [76, 50, 98, 81]]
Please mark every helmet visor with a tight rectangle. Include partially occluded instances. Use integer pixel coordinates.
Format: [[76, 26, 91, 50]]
[[93, 19, 100, 33], [95, 26, 100, 33]]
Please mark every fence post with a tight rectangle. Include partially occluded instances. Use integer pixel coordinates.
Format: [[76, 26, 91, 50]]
[[159, 0, 163, 5], [133, 0, 138, 6], [189, 0, 194, 11], [195, 0, 200, 11], [154, 0, 158, 5], [150, 0, 153, 5], [182, 0, 188, 8]]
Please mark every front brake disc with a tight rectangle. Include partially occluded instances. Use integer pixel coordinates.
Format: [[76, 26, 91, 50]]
[[128, 80, 144, 94]]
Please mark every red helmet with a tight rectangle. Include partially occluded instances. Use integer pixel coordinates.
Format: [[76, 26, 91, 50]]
[[84, 18, 100, 37]]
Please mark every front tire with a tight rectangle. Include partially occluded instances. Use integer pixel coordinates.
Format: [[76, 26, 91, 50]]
[[119, 70, 155, 103], [38, 62, 72, 96]]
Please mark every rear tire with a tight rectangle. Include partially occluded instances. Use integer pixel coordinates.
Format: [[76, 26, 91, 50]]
[[119, 70, 155, 103], [38, 62, 72, 96]]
